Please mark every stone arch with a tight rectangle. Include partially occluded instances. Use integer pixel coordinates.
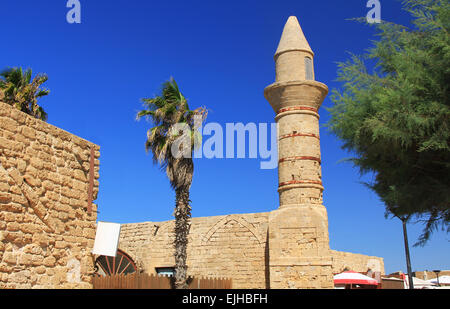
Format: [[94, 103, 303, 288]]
[[202, 215, 262, 246], [197, 215, 266, 288]]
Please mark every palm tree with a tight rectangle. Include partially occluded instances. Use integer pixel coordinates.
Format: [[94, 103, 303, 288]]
[[0, 67, 49, 121], [137, 78, 206, 289]]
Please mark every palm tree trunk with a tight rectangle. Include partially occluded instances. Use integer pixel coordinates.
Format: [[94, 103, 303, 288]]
[[173, 188, 191, 289]]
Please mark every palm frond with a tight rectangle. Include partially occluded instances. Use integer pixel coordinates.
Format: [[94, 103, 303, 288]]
[[0, 67, 49, 120], [137, 78, 208, 190]]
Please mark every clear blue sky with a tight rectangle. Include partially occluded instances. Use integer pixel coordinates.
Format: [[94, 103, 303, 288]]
[[1, 0, 448, 275]]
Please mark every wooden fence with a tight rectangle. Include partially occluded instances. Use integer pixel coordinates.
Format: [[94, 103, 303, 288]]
[[93, 273, 232, 289]]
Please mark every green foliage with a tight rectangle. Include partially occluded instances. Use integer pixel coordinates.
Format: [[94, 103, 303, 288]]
[[326, 0, 450, 245], [136, 77, 207, 191], [0, 67, 49, 121]]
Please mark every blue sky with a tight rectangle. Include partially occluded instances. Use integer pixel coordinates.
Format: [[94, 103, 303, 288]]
[[1, 0, 448, 275]]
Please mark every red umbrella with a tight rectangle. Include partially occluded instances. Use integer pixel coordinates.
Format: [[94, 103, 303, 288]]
[[334, 271, 378, 286]]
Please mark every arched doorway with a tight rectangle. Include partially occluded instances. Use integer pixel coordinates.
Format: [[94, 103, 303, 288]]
[[94, 249, 137, 276]]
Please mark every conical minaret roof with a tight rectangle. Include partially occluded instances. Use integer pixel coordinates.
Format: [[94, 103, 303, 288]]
[[275, 16, 314, 57]]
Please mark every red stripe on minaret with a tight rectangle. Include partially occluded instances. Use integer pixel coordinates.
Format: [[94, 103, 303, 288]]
[[277, 106, 318, 114], [279, 156, 321, 164], [279, 132, 320, 140], [279, 180, 323, 187]]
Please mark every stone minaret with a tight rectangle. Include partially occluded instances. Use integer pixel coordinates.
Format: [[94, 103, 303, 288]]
[[265, 16, 334, 289]]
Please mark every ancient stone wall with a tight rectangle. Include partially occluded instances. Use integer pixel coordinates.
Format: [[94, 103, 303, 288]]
[[414, 270, 450, 280], [119, 212, 385, 289], [0, 102, 100, 289], [268, 206, 334, 289], [119, 213, 270, 289], [331, 250, 384, 275]]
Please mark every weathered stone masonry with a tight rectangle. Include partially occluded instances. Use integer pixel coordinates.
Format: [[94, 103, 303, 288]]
[[0, 102, 100, 289], [0, 16, 385, 289], [120, 213, 271, 289], [118, 16, 385, 289], [119, 215, 384, 289]]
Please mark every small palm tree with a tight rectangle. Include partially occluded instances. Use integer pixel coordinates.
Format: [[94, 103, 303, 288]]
[[0, 67, 49, 121], [137, 78, 206, 289]]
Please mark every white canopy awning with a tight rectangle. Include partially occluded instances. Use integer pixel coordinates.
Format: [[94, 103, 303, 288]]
[[427, 275, 450, 285], [334, 271, 378, 286], [404, 275, 436, 289]]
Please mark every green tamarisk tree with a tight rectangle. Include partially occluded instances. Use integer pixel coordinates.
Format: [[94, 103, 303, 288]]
[[326, 0, 449, 246]]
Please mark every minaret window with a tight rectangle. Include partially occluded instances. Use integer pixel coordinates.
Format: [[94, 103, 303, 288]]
[[305, 57, 313, 80]]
